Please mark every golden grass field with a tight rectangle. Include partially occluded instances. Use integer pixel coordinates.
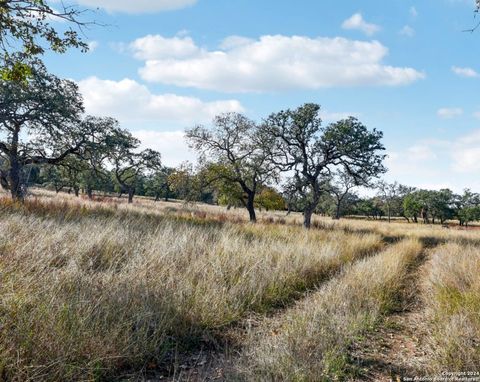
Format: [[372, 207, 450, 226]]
[[0, 189, 479, 381]]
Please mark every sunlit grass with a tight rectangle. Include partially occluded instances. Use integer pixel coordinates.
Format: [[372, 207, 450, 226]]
[[1, 189, 479, 380], [424, 243, 480, 371], [237, 239, 423, 381], [0, 193, 382, 380]]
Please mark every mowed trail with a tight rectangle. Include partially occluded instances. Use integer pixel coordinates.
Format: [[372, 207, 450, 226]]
[[211, 239, 422, 381], [156, 236, 394, 381], [151, 238, 439, 382], [351, 246, 435, 381]]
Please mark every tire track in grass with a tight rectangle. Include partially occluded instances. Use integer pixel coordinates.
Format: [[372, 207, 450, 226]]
[[149, 235, 394, 381], [349, 245, 436, 381], [227, 239, 424, 381]]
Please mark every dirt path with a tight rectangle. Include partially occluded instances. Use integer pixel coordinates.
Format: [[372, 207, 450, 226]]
[[350, 248, 434, 381]]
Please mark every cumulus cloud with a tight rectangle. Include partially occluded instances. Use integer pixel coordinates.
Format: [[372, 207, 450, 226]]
[[437, 107, 463, 119], [219, 35, 255, 50], [341, 13, 381, 36], [133, 130, 196, 167], [78, 77, 244, 124], [132, 34, 424, 93], [74, 0, 197, 13], [451, 66, 479, 78], [130, 35, 199, 60]]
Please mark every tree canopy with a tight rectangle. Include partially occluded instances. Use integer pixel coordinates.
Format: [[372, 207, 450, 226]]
[[186, 112, 278, 222], [0, 60, 87, 198], [264, 103, 386, 228]]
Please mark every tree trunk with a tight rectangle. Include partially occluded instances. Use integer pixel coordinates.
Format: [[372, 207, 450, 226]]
[[303, 206, 314, 229], [74, 186, 80, 197], [128, 187, 135, 204], [246, 192, 256, 222], [9, 160, 22, 201], [86, 186, 93, 200], [334, 202, 341, 220], [8, 127, 23, 201], [303, 186, 321, 229]]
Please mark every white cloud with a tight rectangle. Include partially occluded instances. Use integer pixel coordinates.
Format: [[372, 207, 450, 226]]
[[130, 35, 199, 60], [320, 110, 360, 122], [384, 149, 443, 189], [78, 77, 244, 124], [133, 130, 195, 167], [219, 35, 255, 50], [407, 144, 437, 160], [451, 66, 479, 78], [451, 130, 480, 173], [134, 34, 424, 93], [385, 130, 480, 192], [437, 107, 463, 119], [74, 0, 197, 13], [453, 147, 480, 172], [399, 25, 415, 37], [341, 13, 381, 36]]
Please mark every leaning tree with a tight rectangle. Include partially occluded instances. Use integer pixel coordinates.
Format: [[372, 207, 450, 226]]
[[0, 60, 90, 200], [264, 103, 386, 229], [186, 112, 278, 222]]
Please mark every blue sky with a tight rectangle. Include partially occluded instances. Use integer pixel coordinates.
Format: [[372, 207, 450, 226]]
[[45, 0, 480, 192]]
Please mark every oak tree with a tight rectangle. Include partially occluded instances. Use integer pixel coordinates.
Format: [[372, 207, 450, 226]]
[[264, 103, 385, 228], [0, 60, 86, 200], [186, 113, 278, 222]]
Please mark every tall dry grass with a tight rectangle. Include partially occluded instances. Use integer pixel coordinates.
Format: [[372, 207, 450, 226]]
[[23, 188, 480, 244], [237, 238, 423, 381], [424, 243, 480, 372], [2, 189, 479, 381], [0, 198, 382, 381]]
